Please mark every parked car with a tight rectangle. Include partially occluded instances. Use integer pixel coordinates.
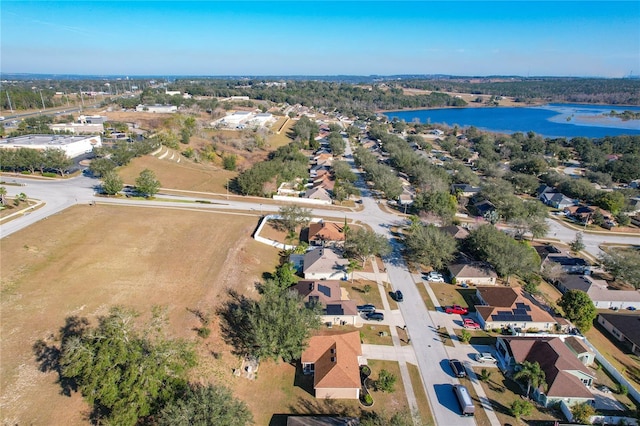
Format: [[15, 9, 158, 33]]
[[627, 306, 637, 311], [445, 305, 469, 315], [449, 359, 466, 378], [463, 320, 481, 329], [425, 271, 445, 282], [394, 290, 404, 302], [357, 304, 376, 313], [475, 352, 497, 363], [366, 312, 384, 321]]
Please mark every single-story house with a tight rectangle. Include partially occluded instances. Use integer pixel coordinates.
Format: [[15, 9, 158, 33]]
[[540, 192, 576, 210], [536, 184, 556, 198], [564, 205, 613, 224], [597, 313, 640, 356], [308, 221, 346, 246], [305, 187, 332, 202], [496, 336, 595, 407], [451, 184, 481, 198], [302, 247, 349, 280], [537, 244, 590, 275], [557, 275, 640, 310], [440, 225, 470, 240], [293, 280, 359, 325], [473, 200, 496, 217], [301, 331, 364, 399], [313, 175, 336, 192], [474, 286, 559, 332], [448, 259, 498, 286]]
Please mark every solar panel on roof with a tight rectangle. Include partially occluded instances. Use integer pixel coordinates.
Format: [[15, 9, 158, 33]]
[[515, 303, 527, 309], [513, 309, 527, 315]]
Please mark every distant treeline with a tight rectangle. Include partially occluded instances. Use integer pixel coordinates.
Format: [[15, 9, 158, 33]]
[[400, 78, 640, 105]]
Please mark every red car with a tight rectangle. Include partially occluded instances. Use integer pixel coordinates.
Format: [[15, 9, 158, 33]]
[[445, 305, 469, 315], [463, 320, 481, 329]]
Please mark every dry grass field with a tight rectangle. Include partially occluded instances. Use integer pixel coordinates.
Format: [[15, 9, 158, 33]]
[[0, 204, 280, 424]]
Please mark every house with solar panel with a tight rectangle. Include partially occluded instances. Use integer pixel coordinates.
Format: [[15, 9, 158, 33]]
[[474, 286, 560, 332]]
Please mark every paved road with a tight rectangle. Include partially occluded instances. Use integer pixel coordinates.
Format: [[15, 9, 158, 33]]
[[3, 142, 640, 424]]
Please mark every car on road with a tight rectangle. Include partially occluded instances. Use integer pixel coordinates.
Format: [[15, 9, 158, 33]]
[[394, 290, 403, 302], [463, 319, 481, 329], [449, 359, 466, 378], [475, 352, 497, 363], [366, 312, 384, 321], [445, 305, 469, 315], [357, 304, 376, 313], [627, 306, 637, 311], [425, 271, 445, 282]]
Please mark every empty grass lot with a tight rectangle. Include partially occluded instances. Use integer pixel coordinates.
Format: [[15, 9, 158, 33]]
[[0, 204, 280, 424]]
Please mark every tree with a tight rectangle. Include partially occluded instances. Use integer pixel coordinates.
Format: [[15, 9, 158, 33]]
[[249, 287, 321, 362], [571, 402, 595, 424], [404, 224, 457, 271], [273, 261, 298, 289], [510, 399, 533, 421], [135, 168, 161, 197], [513, 361, 546, 399], [558, 290, 597, 331], [374, 369, 397, 393], [102, 171, 123, 195], [569, 232, 585, 253], [59, 306, 196, 425], [158, 384, 253, 426], [599, 248, 640, 289], [88, 157, 116, 177], [277, 204, 312, 233], [223, 154, 237, 171], [344, 228, 392, 267], [44, 148, 72, 176]]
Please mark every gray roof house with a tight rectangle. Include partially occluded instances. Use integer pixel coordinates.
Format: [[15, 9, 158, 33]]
[[540, 192, 576, 210], [305, 187, 332, 202], [557, 275, 640, 310], [292, 280, 359, 325], [303, 248, 349, 280], [597, 313, 640, 356]]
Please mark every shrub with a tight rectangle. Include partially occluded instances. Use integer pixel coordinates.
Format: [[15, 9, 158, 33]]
[[364, 394, 373, 405], [197, 327, 211, 339], [20, 170, 31, 175], [363, 284, 371, 294], [42, 172, 57, 178], [617, 384, 628, 395], [374, 369, 397, 393], [451, 277, 457, 285], [223, 154, 237, 171], [459, 330, 471, 343]]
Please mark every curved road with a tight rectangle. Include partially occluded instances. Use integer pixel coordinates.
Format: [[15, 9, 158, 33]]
[[2, 144, 639, 424]]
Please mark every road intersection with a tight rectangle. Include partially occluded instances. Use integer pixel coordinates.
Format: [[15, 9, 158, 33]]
[[2, 143, 639, 424]]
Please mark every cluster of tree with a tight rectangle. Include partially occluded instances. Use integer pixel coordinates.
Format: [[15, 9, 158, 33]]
[[161, 79, 466, 117], [572, 135, 640, 183], [353, 146, 403, 200], [464, 224, 541, 283], [331, 160, 359, 202], [8, 116, 55, 137], [599, 248, 640, 289], [219, 280, 321, 363], [235, 142, 308, 196], [403, 220, 457, 270], [0, 147, 72, 176], [89, 139, 159, 177], [402, 77, 640, 105], [289, 115, 319, 147], [38, 306, 253, 425]]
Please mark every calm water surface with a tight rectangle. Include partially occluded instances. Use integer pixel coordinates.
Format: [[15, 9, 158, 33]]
[[384, 103, 640, 138]]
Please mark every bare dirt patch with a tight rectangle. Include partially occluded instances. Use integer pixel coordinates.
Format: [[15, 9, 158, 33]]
[[0, 204, 280, 424]]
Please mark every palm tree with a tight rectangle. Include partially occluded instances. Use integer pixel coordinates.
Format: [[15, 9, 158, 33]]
[[513, 360, 546, 399]]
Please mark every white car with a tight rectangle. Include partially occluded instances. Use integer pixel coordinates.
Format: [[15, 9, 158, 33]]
[[426, 272, 445, 282], [475, 352, 497, 363]]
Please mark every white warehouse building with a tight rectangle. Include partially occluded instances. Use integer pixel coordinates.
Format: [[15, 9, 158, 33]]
[[0, 134, 102, 158]]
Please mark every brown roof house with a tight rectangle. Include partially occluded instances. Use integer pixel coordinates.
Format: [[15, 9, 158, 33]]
[[597, 313, 640, 356], [440, 225, 470, 240], [474, 286, 559, 332], [448, 258, 498, 286], [308, 221, 346, 246], [301, 331, 364, 399], [303, 247, 349, 281], [293, 280, 359, 326], [496, 336, 595, 407]]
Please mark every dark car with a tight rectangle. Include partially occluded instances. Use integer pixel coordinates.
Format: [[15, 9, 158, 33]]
[[357, 304, 376, 313], [366, 312, 384, 321], [449, 359, 467, 378], [394, 290, 404, 302]]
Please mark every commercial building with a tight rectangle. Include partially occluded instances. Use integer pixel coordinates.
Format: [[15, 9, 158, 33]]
[[0, 134, 102, 158]]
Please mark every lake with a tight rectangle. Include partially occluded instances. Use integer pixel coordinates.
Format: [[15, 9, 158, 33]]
[[384, 103, 640, 138]]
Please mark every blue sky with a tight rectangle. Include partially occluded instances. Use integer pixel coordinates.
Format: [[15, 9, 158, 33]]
[[1, 1, 639, 77]]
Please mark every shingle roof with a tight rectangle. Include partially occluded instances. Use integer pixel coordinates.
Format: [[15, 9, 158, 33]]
[[303, 248, 349, 276], [476, 287, 556, 324], [308, 222, 346, 244], [449, 262, 497, 279], [301, 331, 362, 391], [598, 313, 640, 349]]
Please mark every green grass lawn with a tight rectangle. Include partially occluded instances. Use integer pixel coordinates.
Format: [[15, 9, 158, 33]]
[[407, 363, 435, 425]]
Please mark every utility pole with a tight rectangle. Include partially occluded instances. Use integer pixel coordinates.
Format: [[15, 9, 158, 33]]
[[39, 89, 46, 111], [6, 90, 14, 114]]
